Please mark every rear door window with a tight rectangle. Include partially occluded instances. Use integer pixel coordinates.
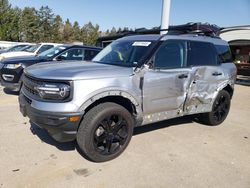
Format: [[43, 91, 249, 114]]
[[187, 41, 218, 66]]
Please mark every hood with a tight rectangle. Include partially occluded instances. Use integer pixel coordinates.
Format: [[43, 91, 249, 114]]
[[1, 55, 41, 64], [0, 51, 35, 59], [25, 61, 134, 81]]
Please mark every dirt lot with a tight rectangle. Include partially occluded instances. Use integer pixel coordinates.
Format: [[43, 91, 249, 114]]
[[0, 84, 249, 188]]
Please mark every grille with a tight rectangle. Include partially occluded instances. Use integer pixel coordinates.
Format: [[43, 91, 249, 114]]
[[22, 74, 42, 98], [22, 73, 71, 102], [23, 84, 38, 96]]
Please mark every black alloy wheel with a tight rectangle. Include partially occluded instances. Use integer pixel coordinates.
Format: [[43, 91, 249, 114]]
[[212, 94, 230, 123], [94, 114, 129, 155], [200, 90, 231, 126], [77, 102, 134, 162]]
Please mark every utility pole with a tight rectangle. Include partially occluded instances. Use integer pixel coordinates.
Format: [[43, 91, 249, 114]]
[[160, 0, 171, 35]]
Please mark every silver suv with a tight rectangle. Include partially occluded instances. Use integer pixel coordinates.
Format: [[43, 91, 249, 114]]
[[19, 32, 237, 162]]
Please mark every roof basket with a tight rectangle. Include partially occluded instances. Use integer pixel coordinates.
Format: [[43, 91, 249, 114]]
[[166, 22, 221, 37]]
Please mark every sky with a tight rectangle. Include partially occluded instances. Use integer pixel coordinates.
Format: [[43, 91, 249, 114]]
[[9, 0, 250, 31]]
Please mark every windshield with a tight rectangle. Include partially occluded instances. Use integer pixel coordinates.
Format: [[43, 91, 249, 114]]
[[19, 45, 33, 51], [93, 40, 154, 67], [38, 45, 67, 58], [24, 44, 40, 53], [7, 45, 29, 52]]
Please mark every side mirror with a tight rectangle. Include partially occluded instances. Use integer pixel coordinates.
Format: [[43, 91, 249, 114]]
[[56, 56, 65, 61]]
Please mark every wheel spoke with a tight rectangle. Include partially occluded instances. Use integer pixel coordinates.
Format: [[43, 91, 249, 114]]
[[213, 110, 219, 121], [113, 119, 126, 133], [100, 120, 109, 131], [106, 139, 113, 153], [95, 133, 107, 144], [101, 115, 114, 131], [93, 112, 130, 157], [217, 111, 222, 121]]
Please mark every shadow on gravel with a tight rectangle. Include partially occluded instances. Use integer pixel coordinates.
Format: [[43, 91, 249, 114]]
[[133, 115, 195, 135], [3, 88, 19, 95], [28, 115, 197, 161], [29, 122, 76, 151]]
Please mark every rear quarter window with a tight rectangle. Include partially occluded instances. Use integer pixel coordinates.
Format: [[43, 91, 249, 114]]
[[187, 41, 218, 66], [215, 45, 232, 63]]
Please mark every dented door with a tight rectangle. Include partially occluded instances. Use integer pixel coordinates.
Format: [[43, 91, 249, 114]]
[[184, 66, 225, 114], [184, 41, 226, 114], [142, 40, 190, 115], [142, 68, 191, 114]]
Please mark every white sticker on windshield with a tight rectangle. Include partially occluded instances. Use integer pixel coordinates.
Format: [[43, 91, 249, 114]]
[[132, 41, 151, 47]]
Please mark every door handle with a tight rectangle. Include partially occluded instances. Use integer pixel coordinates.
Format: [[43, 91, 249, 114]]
[[178, 74, 188, 79], [212, 72, 222, 76]]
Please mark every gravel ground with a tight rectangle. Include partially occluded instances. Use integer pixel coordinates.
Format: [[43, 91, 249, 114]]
[[0, 84, 249, 188]]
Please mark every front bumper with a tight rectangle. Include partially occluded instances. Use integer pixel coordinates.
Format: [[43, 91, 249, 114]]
[[0, 66, 23, 91], [0, 77, 21, 91], [19, 93, 84, 142]]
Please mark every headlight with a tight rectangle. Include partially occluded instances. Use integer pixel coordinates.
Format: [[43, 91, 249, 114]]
[[4, 63, 22, 69], [0, 56, 4, 61], [34, 83, 70, 100]]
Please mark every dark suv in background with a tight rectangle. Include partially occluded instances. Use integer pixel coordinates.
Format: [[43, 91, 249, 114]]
[[0, 44, 101, 91]]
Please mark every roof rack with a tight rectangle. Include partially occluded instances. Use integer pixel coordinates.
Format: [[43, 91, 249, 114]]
[[114, 23, 221, 37], [161, 22, 221, 37], [96, 23, 221, 47]]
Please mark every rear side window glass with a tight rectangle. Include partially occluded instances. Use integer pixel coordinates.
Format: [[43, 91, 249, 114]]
[[84, 50, 99, 61], [154, 40, 186, 69], [187, 42, 218, 66], [37, 45, 54, 54], [215, 45, 232, 63]]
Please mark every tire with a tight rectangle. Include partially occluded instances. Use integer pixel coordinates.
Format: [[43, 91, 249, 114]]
[[77, 102, 134, 162], [200, 90, 231, 126]]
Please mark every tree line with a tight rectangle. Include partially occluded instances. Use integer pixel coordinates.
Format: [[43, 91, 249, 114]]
[[0, 0, 132, 46]]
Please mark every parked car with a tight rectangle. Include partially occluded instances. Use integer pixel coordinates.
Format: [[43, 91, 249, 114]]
[[0, 44, 33, 54], [234, 62, 250, 76], [19, 28, 237, 162], [0, 44, 101, 91], [0, 43, 61, 61]]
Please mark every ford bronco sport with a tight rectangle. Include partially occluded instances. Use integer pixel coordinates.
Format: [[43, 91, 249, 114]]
[[19, 24, 237, 162]]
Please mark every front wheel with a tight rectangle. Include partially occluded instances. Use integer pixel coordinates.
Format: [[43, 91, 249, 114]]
[[200, 90, 231, 126], [77, 102, 134, 162]]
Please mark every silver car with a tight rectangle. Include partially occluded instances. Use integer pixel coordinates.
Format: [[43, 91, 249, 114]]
[[19, 34, 237, 162]]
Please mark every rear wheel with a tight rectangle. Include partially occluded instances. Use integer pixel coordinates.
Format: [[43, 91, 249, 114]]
[[77, 102, 134, 162], [200, 90, 231, 126]]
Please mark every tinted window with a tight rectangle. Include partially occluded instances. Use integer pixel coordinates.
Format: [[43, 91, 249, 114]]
[[215, 45, 232, 63], [58, 48, 83, 60], [37, 45, 54, 54], [84, 49, 99, 60], [187, 42, 218, 66], [154, 40, 186, 69]]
